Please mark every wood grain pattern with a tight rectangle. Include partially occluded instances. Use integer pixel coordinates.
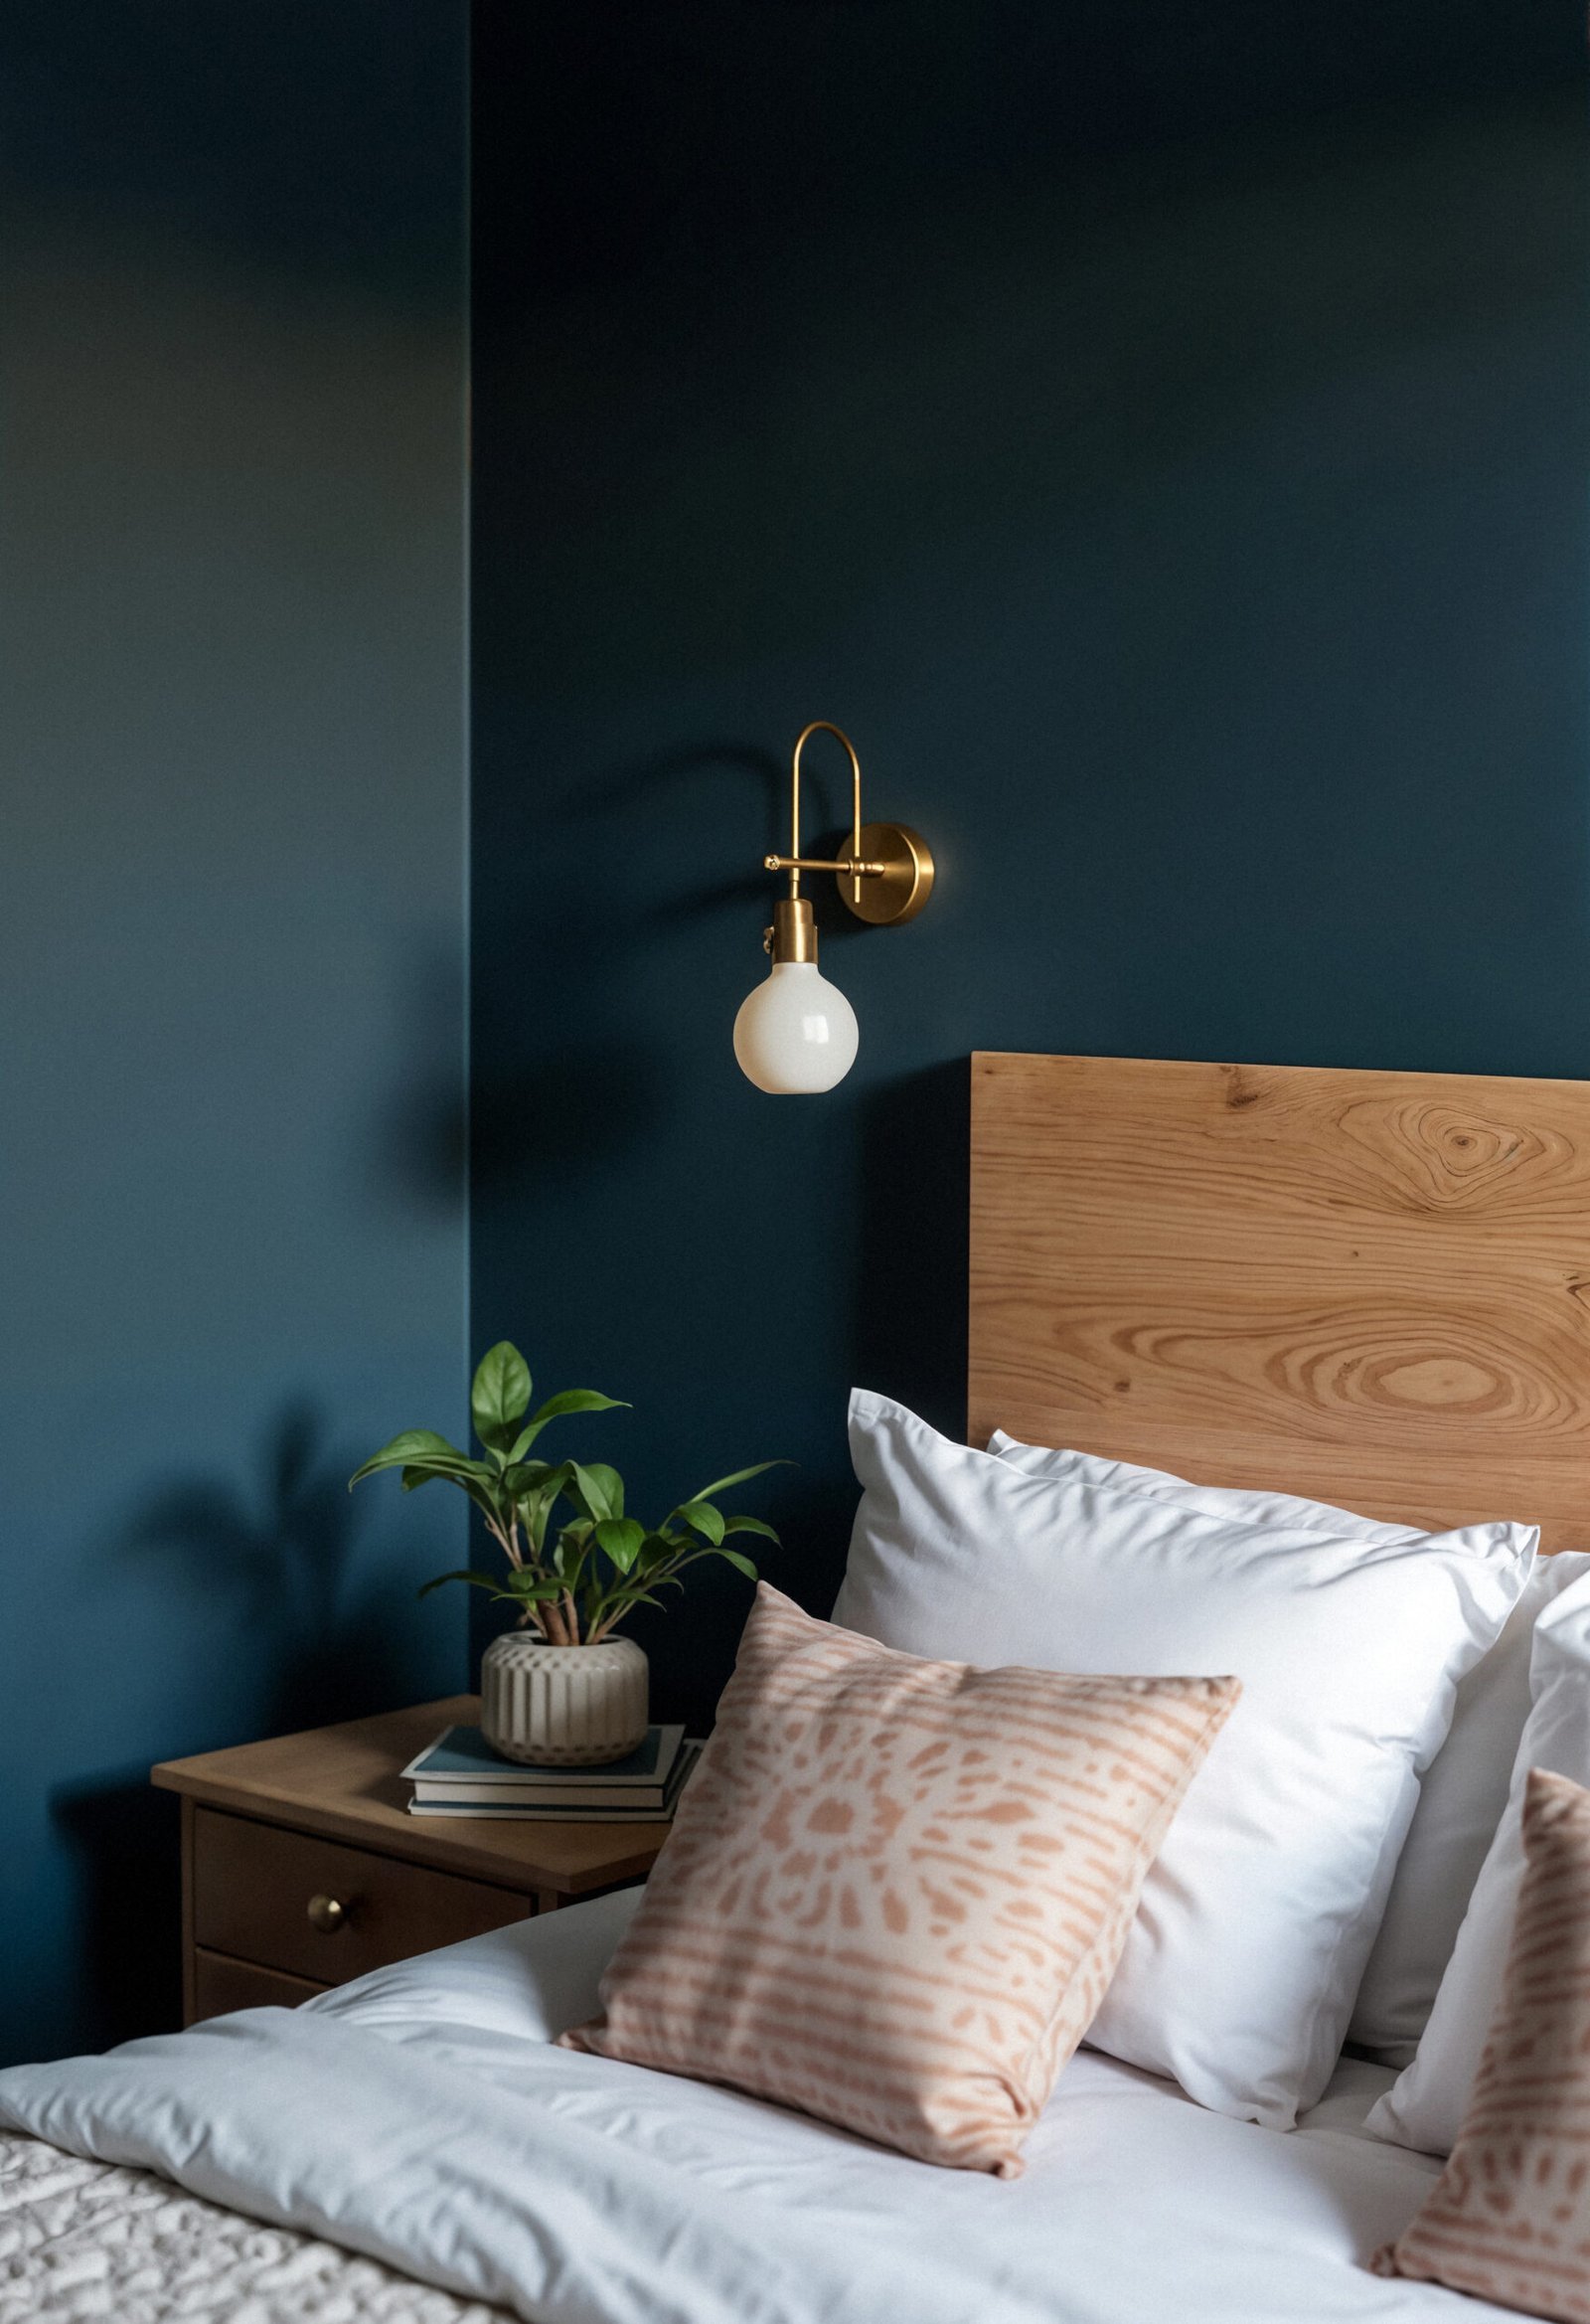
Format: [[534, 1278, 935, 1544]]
[[192, 1806, 532, 1986], [191, 1947, 326, 2021], [969, 1053, 1590, 1549], [153, 1696, 672, 1895]]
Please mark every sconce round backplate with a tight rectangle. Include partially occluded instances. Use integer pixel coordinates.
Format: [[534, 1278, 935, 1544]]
[[838, 822, 935, 925]]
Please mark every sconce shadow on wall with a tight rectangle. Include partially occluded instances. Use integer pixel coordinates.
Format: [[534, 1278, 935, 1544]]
[[571, 741, 788, 932], [472, 741, 790, 1195]]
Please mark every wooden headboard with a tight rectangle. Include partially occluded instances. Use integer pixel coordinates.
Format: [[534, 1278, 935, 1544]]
[[968, 1053, 1590, 1551]]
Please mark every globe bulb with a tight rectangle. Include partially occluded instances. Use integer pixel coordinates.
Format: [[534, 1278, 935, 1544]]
[[733, 960, 859, 1093]]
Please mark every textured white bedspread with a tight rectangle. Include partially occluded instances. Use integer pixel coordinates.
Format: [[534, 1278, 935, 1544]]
[[0, 2130, 510, 2322], [0, 1889, 1519, 2324]]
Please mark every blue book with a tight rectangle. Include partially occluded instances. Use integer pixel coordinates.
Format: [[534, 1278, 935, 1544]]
[[401, 1722, 685, 1807]]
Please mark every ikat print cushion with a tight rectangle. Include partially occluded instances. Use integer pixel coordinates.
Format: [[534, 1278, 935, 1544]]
[[559, 1583, 1238, 2176], [1375, 1769, 1590, 2320]]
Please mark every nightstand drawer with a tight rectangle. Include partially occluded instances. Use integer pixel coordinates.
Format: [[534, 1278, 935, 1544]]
[[193, 1947, 327, 2018], [192, 1806, 531, 1985]]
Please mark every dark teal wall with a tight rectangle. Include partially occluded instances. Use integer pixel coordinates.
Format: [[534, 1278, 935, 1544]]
[[0, 4, 469, 2062], [472, 4, 1587, 1732]]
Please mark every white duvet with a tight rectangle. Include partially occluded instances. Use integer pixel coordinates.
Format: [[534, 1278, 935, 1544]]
[[0, 1889, 1515, 2324]]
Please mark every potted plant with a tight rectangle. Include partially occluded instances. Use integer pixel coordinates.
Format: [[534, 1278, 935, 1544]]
[[351, 1341, 782, 1764]]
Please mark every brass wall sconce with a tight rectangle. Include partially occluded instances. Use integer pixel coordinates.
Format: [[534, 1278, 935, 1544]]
[[733, 722, 934, 1093]]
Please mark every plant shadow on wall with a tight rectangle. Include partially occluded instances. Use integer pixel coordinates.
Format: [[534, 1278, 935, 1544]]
[[51, 1399, 411, 2048], [121, 1398, 409, 1730]]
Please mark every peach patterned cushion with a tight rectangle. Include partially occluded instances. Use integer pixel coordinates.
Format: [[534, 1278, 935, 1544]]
[[1375, 1768, 1590, 2319], [560, 1583, 1238, 2176]]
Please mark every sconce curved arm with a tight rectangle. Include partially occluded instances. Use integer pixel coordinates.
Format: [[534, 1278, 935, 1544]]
[[760, 718, 934, 929], [769, 720, 873, 906]]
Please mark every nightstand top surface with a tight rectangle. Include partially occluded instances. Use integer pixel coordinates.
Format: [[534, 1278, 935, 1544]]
[[152, 1695, 672, 1895]]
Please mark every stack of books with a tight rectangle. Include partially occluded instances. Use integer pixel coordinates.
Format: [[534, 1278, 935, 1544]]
[[400, 1723, 701, 1821]]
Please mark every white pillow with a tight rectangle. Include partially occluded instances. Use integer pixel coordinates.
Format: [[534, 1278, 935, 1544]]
[[834, 1393, 1535, 2128], [988, 1429, 1422, 1548], [1352, 1553, 1590, 2061], [1366, 1569, 1590, 2156], [990, 1428, 1567, 2061]]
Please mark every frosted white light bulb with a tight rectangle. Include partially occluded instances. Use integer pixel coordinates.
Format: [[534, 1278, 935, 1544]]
[[733, 960, 859, 1093]]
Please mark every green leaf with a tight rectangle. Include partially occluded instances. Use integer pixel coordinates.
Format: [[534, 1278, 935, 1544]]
[[505, 1572, 563, 1602], [569, 1461, 623, 1523], [555, 1523, 595, 1589], [637, 1529, 685, 1569], [682, 1459, 787, 1504], [676, 1499, 725, 1546], [517, 1457, 572, 1503], [531, 1387, 627, 1427], [716, 1548, 759, 1581], [597, 1586, 666, 1617], [594, 1516, 646, 1574], [512, 1460, 573, 1555], [500, 1458, 556, 1498], [398, 1463, 471, 1494], [471, 1342, 533, 1455], [349, 1429, 474, 1489], [417, 1569, 507, 1598], [723, 1514, 780, 1544], [505, 1389, 628, 1464], [399, 1462, 497, 1509]]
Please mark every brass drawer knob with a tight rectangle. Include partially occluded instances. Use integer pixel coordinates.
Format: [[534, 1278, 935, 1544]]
[[306, 1893, 348, 1934]]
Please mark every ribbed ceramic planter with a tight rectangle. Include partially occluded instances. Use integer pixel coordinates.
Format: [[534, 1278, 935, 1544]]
[[479, 1632, 650, 1766]]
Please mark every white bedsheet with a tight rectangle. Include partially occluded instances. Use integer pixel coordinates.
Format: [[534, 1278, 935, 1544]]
[[0, 1889, 1511, 2324]]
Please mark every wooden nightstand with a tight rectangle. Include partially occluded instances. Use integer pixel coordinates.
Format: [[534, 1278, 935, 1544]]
[[152, 1695, 671, 2025]]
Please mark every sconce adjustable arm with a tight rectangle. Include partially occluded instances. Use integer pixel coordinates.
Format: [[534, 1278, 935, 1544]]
[[763, 722, 877, 906], [759, 720, 935, 956]]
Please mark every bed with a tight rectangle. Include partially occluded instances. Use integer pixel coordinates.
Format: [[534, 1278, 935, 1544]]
[[6, 1050, 1590, 2324]]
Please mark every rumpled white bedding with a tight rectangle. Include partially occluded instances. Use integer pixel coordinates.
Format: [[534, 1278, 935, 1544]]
[[0, 1888, 1517, 2324]]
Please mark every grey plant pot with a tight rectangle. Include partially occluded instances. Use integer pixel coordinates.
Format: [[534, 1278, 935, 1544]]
[[479, 1631, 650, 1765]]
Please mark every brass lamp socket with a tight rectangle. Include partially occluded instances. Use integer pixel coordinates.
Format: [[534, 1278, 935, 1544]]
[[767, 898, 819, 963]]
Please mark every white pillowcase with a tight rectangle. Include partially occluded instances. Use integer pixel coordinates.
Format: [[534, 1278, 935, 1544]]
[[1366, 1568, 1590, 2156], [834, 1393, 1535, 2128], [988, 1430, 1423, 1550], [989, 1428, 1569, 2062], [1352, 1552, 1590, 2060]]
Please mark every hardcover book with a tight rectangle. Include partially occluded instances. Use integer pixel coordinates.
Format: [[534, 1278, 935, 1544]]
[[401, 1723, 687, 1811], [406, 1741, 702, 1822]]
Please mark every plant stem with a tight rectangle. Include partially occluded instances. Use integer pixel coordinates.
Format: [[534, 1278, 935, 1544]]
[[484, 1513, 523, 1573]]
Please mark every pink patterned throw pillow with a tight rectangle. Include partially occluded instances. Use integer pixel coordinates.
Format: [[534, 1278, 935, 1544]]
[[1375, 1768, 1590, 2319], [560, 1584, 1239, 2175]]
